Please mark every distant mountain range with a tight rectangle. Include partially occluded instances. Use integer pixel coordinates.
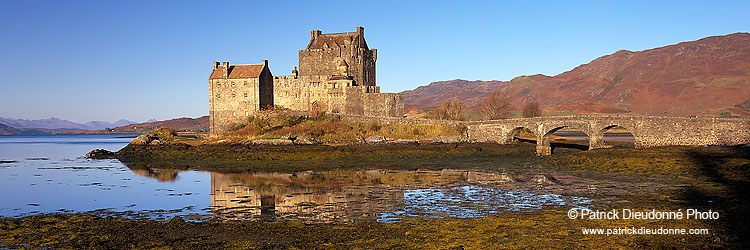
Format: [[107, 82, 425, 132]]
[[0, 117, 137, 135], [69, 116, 209, 134], [0, 115, 208, 135], [401, 33, 750, 117], [0, 117, 135, 130]]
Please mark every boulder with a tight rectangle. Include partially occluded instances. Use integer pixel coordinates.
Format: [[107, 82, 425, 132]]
[[130, 134, 152, 145], [395, 139, 418, 144], [251, 139, 294, 145], [86, 149, 117, 159], [365, 135, 386, 143], [130, 128, 178, 145], [294, 136, 321, 145], [440, 136, 461, 143]]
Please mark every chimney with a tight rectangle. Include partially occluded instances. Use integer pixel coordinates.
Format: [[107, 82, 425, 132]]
[[356, 26, 364, 35], [213, 61, 220, 69], [262, 59, 268, 67], [311, 30, 321, 39], [222, 62, 229, 77]]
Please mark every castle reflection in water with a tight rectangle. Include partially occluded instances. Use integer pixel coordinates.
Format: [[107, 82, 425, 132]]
[[208, 169, 544, 222], [209, 170, 462, 223], [126, 163, 561, 223]]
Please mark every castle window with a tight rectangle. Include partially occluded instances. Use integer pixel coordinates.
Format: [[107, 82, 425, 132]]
[[295, 83, 298, 88], [244, 93, 248, 98], [244, 80, 247, 86], [285, 83, 289, 88], [303, 83, 306, 87], [217, 82, 221, 87], [245, 112, 249, 116], [216, 94, 220, 99], [231, 81, 235, 87], [231, 93, 235, 99]]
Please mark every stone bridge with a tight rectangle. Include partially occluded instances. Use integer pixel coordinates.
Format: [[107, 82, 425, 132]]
[[466, 115, 750, 155], [340, 114, 750, 156]]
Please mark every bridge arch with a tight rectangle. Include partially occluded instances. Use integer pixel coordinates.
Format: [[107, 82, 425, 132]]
[[507, 126, 537, 144], [537, 125, 591, 155], [591, 124, 636, 149]]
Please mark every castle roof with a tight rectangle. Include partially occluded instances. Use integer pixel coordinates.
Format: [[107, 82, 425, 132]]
[[209, 64, 264, 79], [308, 32, 368, 50]]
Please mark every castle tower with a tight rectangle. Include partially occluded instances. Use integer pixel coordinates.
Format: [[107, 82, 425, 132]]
[[208, 60, 273, 135], [299, 26, 377, 86]]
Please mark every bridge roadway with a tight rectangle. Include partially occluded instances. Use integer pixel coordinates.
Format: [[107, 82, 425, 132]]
[[340, 114, 750, 156]]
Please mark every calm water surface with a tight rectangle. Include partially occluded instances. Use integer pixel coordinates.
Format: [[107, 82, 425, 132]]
[[0, 135, 594, 222]]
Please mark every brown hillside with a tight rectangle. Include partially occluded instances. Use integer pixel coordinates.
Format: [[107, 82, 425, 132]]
[[401, 33, 750, 117], [401, 79, 508, 108], [0, 123, 20, 135], [109, 116, 209, 134]]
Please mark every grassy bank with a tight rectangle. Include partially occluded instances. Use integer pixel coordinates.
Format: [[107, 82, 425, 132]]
[[221, 110, 463, 142], [118, 143, 543, 172]]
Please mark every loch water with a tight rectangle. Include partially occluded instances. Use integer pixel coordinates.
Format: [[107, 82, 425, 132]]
[[0, 134, 594, 222]]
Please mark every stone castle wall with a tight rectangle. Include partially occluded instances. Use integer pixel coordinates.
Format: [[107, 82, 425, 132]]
[[209, 77, 260, 135], [363, 93, 404, 118]]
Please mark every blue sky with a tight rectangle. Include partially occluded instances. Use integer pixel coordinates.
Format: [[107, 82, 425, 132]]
[[1, 0, 748, 123]]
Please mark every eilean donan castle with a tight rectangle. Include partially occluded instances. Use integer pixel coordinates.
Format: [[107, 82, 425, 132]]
[[209, 26, 404, 134]]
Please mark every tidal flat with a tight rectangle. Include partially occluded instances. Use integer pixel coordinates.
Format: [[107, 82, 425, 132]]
[[1, 136, 748, 249]]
